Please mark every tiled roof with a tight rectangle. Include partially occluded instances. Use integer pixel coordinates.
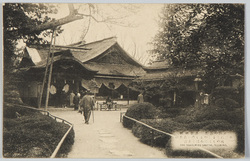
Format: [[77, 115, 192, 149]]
[[23, 37, 145, 77], [138, 67, 203, 81], [144, 60, 170, 70], [84, 62, 145, 77], [69, 37, 118, 63]]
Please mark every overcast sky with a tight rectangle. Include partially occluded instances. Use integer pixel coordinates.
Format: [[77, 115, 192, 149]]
[[49, 3, 163, 65]]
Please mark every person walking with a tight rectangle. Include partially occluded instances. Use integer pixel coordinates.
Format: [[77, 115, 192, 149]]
[[80, 90, 94, 124]]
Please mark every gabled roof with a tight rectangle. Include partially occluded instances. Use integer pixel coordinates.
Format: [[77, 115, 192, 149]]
[[69, 37, 118, 63], [25, 37, 143, 66], [22, 37, 145, 77], [69, 37, 143, 67]]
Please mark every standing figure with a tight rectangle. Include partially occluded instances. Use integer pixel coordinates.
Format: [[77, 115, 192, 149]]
[[69, 91, 75, 107], [73, 92, 80, 111], [61, 90, 68, 108], [106, 96, 112, 110], [137, 92, 144, 103], [80, 91, 94, 124]]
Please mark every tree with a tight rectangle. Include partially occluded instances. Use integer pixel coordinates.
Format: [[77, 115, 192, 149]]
[[3, 3, 140, 71], [3, 3, 58, 71], [151, 4, 244, 92]]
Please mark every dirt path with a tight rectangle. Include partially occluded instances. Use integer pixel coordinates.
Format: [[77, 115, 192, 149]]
[[49, 108, 167, 158]]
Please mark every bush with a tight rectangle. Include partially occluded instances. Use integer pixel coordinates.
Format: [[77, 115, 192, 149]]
[[183, 120, 232, 131], [214, 98, 240, 109], [132, 118, 187, 147], [164, 108, 182, 118], [226, 107, 244, 125], [177, 105, 229, 122], [3, 104, 75, 158], [201, 120, 233, 131], [212, 86, 238, 100], [123, 102, 157, 128]]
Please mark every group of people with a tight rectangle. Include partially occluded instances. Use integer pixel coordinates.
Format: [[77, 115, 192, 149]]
[[70, 91, 144, 124], [73, 90, 94, 124]]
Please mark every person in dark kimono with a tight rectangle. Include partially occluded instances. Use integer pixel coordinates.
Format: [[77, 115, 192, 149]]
[[80, 90, 94, 124], [61, 90, 68, 108], [106, 96, 112, 110], [73, 92, 80, 111]]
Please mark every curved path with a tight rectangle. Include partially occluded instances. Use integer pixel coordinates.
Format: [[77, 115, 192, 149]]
[[49, 108, 167, 159]]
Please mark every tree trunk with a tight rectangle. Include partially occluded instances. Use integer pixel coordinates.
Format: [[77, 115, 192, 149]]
[[22, 4, 85, 35], [24, 14, 84, 34]]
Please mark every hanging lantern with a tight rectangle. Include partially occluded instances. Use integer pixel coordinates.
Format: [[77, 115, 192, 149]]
[[50, 85, 57, 95]]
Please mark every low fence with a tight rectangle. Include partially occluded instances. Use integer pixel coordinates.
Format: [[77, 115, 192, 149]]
[[120, 113, 223, 159], [5, 103, 73, 158]]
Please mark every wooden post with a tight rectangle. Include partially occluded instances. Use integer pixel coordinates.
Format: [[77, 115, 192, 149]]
[[127, 87, 130, 105], [45, 29, 56, 111], [173, 91, 176, 106], [38, 30, 55, 108], [151, 130, 155, 146]]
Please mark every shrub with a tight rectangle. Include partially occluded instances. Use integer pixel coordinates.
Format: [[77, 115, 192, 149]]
[[184, 120, 232, 131], [123, 102, 157, 128], [226, 107, 244, 125], [202, 120, 233, 131], [212, 86, 238, 100], [164, 107, 182, 118], [180, 105, 229, 122], [214, 98, 240, 109], [132, 118, 187, 147]]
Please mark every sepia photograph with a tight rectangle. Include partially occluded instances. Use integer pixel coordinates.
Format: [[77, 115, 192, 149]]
[[1, 1, 246, 159]]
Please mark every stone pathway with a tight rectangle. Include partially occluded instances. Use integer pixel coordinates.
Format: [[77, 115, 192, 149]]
[[49, 108, 167, 158]]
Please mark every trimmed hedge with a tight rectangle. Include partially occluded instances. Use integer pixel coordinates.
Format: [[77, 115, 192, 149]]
[[123, 102, 158, 128], [132, 118, 187, 147], [215, 98, 240, 109], [3, 104, 75, 158]]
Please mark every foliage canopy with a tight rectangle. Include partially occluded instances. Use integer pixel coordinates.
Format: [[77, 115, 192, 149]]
[[3, 3, 59, 70], [151, 4, 244, 90]]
